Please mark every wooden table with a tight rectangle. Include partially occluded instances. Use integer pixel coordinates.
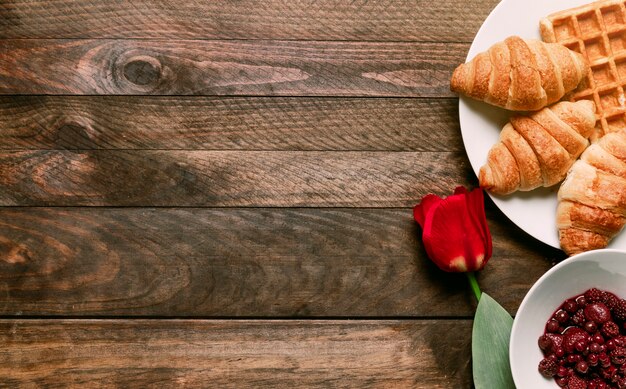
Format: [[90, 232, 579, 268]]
[[0, 1, 567, 387]]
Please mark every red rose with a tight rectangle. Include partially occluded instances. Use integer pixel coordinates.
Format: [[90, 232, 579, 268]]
[[413, 186, 492, 272]]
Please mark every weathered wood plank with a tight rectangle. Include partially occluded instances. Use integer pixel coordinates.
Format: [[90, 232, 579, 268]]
[[0, 319, 472, 387], [0, 40, 466, 96], [0, 207, 557, 316], [0, 150, 474, 207], [0, 0, 498, 42], [0, 96, 463, 151]]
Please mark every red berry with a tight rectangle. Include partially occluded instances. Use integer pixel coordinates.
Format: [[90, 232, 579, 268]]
[[564, 299, 580, 313], [591, 333, 606, 345], [539, 356, 559, 377], [603, 322, 620, 339], [590, 342, 604, 354], [585, 303, 612, 325], [587, 353, 599, 366], [555, 310, 570, 324], [607, 340, 617, 351], [567, 375, 589, 389], [572, 310, 587, 326], [586, 288, 607, 303], [585, 321, 599, 333], [564, 327, 590, 354], [569, 354, 582, 364], [613, 300, 626, 321], [576, 360, 590, 374], [539, 334, 554, 351], [610, 347, 626, 365], [599, 353, 611, 367], [601, 365, 617, 380], [605, 293, 620, 310], [546, 333, 564, 353], [556, 376, 569, 387], [547, 319, 561, 333], [589, 379, 605, 389]]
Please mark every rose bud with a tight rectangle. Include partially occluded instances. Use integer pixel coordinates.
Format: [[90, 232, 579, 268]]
[[413, 186, 492, 272]]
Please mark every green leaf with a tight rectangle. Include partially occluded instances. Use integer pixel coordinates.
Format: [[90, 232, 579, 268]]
[[472, 292, 515, 389]]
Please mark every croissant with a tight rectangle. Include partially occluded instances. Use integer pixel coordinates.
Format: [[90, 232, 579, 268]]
[[479, 100, 596, 195], [451, 36, 588, 111], [557, 130, 626, 255]]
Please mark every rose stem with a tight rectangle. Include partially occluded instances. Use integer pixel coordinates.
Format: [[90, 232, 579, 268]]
[[466, 272, 482, 302]]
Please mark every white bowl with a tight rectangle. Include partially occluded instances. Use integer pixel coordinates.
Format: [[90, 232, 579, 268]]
[[510, 249, 626, 388]]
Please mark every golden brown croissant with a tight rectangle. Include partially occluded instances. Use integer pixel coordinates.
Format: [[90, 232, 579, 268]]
[[479, 100, 596, 195], [451, 36, 588, 111], [557, 130, 626, 255]]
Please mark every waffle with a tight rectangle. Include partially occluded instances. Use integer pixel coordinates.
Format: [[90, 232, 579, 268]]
[[540, 0, 626, 139]]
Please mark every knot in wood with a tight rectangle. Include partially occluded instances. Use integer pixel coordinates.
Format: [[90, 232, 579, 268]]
[[51, 116, 96, 148], [123, 57, 161, 86], [57, 123, 90, 140], [0, 238, 31, 265]]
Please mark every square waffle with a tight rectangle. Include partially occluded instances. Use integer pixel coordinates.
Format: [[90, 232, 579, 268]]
[[541, 0, 626, 139]]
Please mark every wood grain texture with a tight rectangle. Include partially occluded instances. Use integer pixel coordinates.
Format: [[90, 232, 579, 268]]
[[0, 319, 472, 387], [0, 207, 557, 316], [0, 96, 463, 151], [0, 0, 499, 42], [0, 39, 466, 96], [0, 150, 474, 207]]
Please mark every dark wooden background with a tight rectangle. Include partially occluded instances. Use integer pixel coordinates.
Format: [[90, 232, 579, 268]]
[[0, 1, 566, 387]]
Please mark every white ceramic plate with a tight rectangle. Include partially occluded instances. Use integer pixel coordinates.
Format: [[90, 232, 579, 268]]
[[461, 0, 626, 250], [510, 249, 626, 388]]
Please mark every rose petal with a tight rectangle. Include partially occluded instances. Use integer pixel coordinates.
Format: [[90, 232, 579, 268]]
[[465, 188, 492, 263], [413, 194, 443, 227], [422, 194, 470, 271], [420, 188, 491, 272], [454, 186, 468, 195]]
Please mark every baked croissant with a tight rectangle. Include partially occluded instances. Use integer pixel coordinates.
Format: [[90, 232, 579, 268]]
[[451, 36, 588, 111], [557, 130, 626, 255], [479, 100, 596, 195]]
